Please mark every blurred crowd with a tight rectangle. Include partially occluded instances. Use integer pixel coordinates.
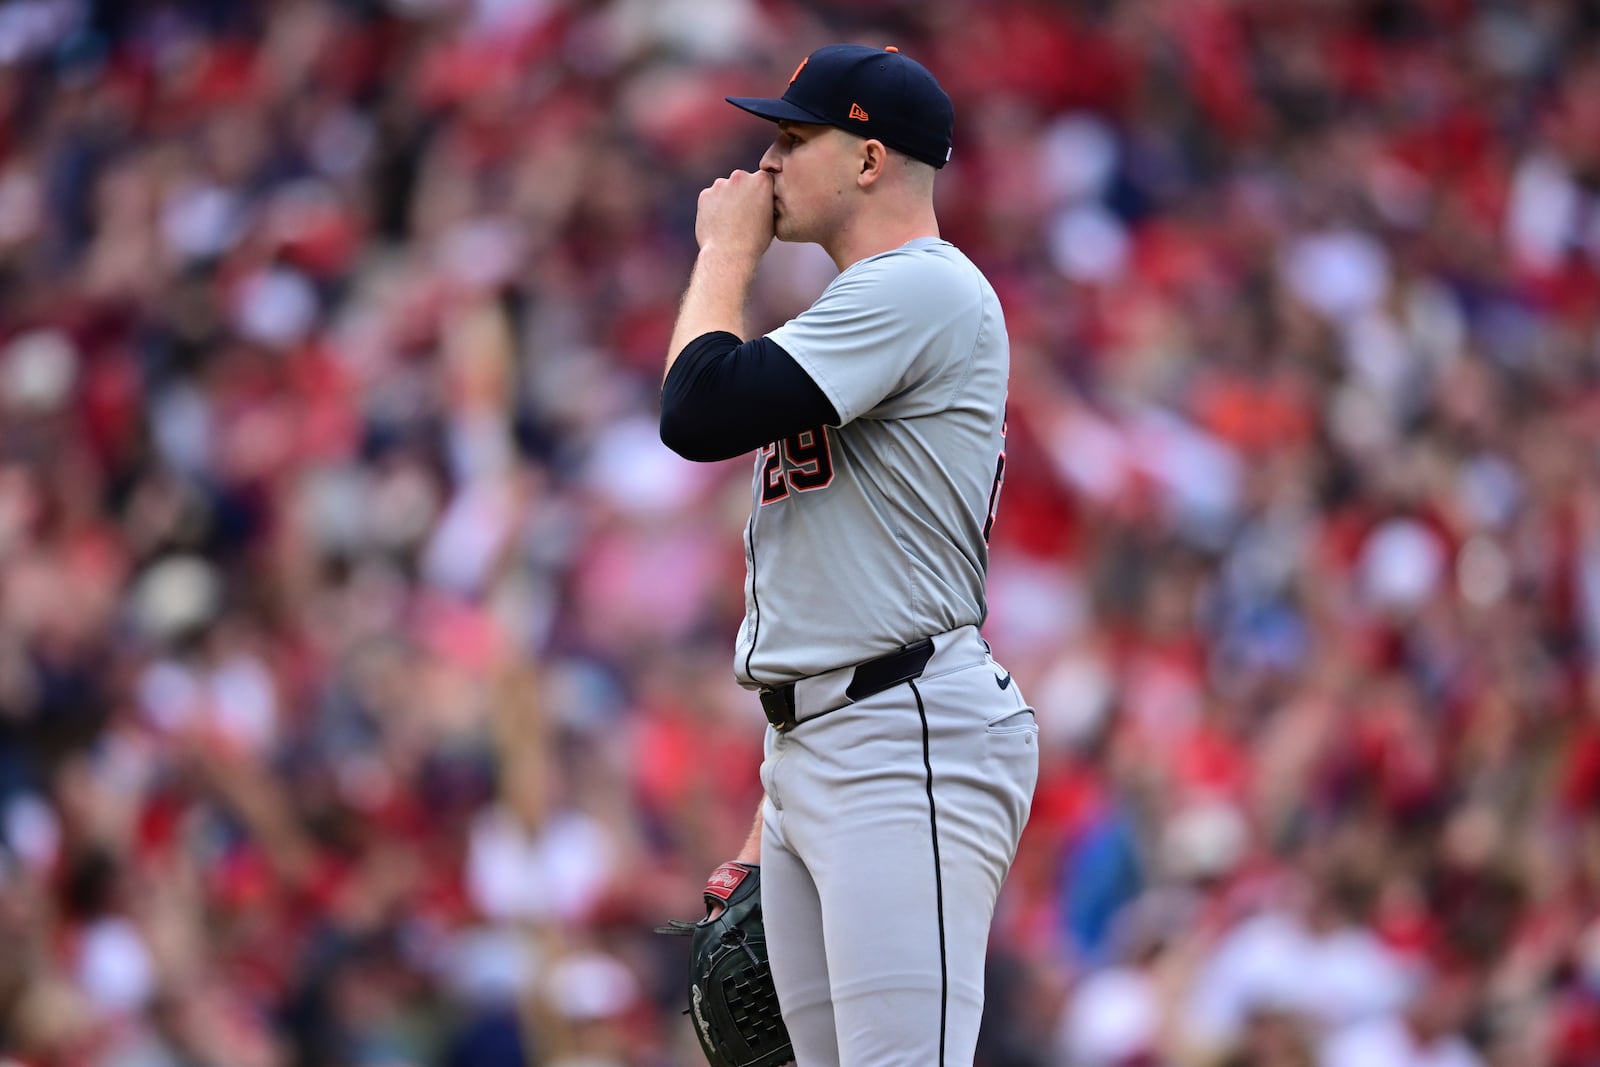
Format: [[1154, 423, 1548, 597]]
[[3, 0, 1600, 1065]]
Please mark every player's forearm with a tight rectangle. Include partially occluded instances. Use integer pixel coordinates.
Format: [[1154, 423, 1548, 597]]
[[735, 800, 763, 864], [665, 245, 761, 381]]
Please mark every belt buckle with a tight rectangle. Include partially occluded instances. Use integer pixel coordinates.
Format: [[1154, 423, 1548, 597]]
[[759, 686, 797, 731]]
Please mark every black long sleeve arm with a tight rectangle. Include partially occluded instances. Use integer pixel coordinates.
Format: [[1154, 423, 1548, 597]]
[[660, 332, 841, 462]]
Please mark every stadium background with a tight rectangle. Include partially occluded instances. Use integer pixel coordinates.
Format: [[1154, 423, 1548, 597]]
[[2, 0, 1600, 1064]]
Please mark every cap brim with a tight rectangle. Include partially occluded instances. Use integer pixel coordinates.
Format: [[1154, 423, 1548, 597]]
[[725, 96, 831, 126]]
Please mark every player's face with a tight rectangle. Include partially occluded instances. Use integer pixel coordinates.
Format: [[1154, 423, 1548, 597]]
[[760, 122, 860, 245]]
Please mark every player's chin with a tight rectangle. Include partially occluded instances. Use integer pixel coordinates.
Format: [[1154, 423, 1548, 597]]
[[772, 217, 806, 244]]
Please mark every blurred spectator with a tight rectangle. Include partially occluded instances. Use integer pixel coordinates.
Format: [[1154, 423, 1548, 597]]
[[1320, 965, 1485, 1067]]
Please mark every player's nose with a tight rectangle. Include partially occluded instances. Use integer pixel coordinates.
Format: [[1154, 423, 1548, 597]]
[[759, 142, 781, 173]]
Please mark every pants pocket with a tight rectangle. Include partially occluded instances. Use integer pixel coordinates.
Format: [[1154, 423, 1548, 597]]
[[985, 708, 1038, 735]]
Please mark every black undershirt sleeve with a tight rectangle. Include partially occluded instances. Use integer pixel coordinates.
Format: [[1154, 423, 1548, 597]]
[[660, 331, 841, 462]]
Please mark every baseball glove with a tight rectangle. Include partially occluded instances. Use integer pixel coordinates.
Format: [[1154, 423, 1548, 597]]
[[655, 862, 794, 1067]]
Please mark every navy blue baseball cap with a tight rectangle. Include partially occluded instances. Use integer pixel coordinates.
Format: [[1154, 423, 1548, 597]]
[[727, 44, 955, 169]]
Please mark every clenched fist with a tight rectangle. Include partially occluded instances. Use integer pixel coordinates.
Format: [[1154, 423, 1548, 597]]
[[695, 169, 775, 264]]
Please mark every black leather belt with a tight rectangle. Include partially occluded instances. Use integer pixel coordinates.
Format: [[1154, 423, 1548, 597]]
[[759, 638, 936, 732]]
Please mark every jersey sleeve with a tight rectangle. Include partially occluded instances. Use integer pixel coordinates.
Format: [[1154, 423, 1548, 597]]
[[767, 248, 984, 425], [660, 333, 841, 461]]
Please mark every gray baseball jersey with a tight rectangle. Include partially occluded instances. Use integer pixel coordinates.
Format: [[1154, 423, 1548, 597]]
[[734, 236, 1009, 687]]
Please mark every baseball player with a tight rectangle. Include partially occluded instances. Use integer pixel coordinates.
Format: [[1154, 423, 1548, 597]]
[[659, 44, 1038, 1066]]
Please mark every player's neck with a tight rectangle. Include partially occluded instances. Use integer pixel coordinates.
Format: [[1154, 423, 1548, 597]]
[[825, 209, 941, 272]]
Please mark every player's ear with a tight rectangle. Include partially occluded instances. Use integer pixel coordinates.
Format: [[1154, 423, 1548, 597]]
[[857, 139, 888, 187]]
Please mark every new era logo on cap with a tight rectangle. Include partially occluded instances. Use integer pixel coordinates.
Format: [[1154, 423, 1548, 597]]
[[726, 44, 955, 169]]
